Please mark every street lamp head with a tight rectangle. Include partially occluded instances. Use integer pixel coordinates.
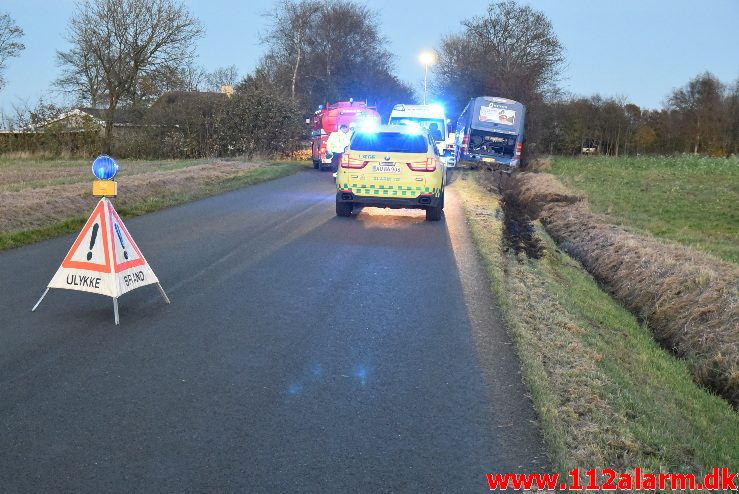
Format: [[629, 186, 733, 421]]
[[419, 51, 436, 66]]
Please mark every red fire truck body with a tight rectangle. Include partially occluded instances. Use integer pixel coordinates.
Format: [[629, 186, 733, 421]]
[[309, 101, 381, 170]]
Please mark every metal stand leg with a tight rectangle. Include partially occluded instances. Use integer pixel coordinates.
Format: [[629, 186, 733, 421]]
[[32, 288, 50, 312], [113, 297, 120, 325], [156, 283, 171, 304]]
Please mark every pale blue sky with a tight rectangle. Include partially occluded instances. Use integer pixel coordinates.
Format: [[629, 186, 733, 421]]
[[1, 0, 737, 115]]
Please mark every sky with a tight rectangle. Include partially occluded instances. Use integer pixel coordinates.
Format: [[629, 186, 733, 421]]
[[1, 0, 738, 117]]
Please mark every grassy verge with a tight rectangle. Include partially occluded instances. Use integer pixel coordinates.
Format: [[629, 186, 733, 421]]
[[549, 155, 738, 263], [453, 171, 738, 475], [0, 160, 309, 251], [0, 157, 213, 192], [114, 161, 307, 216]]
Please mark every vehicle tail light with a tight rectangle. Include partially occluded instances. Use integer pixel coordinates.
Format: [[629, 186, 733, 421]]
[[341, 155, 368, 169], [407, 157, 436, 172], [515, 142, 522, 157], [461, 134, 469, 150]]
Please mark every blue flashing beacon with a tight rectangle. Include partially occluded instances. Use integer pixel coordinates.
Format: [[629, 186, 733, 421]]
[[92, 155, 118, 180]]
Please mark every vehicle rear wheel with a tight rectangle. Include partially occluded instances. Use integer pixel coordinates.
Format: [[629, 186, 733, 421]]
[[426, 203, 442, 221], [313, 160, 319, 169], [336, 201, 353, 217]]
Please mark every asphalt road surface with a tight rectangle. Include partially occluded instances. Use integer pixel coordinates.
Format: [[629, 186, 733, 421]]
[[0, 170, 546, 493]]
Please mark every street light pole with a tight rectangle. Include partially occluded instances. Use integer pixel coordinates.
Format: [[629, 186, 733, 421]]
[[423, 63, 429, 104], [419, 51, 435, 105]]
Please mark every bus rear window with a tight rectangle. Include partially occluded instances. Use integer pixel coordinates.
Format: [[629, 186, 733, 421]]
[[351, 132, 428, 153]]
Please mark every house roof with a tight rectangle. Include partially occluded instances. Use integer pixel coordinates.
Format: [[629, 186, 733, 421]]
[[79, 107, 145, 125], [149, 91, 229, 109], [23, 107, 145, 132], [21, 92, 225, 132]]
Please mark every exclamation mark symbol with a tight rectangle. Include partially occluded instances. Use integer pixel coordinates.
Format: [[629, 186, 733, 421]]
[[87, 223, 99, 260], [114, 223, 129, 260]]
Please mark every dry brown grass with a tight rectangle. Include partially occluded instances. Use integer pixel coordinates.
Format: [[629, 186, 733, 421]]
[[0, 165, 91, 191], [504, 171, 583, 215], [0, 161, 262, 234], [524, 156, 553, 172], [289, 148, 313, 161], [0, 150, 67, 160], [510, 171, 739, 407]]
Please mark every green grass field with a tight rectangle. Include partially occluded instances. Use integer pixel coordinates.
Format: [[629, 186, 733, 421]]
[[549, 155, 738, 263], [454, 173, 739, 475]]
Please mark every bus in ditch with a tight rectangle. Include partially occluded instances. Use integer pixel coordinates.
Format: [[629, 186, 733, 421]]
[[454, 96, 526, 169]]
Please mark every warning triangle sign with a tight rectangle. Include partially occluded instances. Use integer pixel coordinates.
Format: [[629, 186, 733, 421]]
[[61, 200, 111, 273], [108, 204, 146, 273], [46, 198, 160, 298]]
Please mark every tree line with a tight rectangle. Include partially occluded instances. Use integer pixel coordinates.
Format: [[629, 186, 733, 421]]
[[428, 1, 738, 158], [535, 73, 739, 157], [1, 0, 413, 157], [0, 0, 737, 158]]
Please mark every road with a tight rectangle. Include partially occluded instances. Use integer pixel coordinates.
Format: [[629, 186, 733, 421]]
[[0, 170, 546, 492]]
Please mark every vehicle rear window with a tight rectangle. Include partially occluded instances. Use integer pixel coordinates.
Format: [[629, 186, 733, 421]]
[[469, 130, 516, 157], [351, 132, 428, 153]]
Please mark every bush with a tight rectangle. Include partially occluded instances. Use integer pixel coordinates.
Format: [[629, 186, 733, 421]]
[[0, 129, 101, 158], [216, 86, 304, 158]]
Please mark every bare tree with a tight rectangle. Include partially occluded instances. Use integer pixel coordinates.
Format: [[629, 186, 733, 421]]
[[136, 61, 207, 99], [435, 1, 565, 116], [59, 0, 203, 152], [258, 0, 403, 111], [132, 62, 207, 103], [8, 97, 69, 130], [261, 0, 320, 100], [175, 63, 207, 91], [309, 0, 394, 102], [205, 65, 240, 92], [668, 72, 725, 154], [0, 12, 25, 91], [725, 79, 739, 155], [54, 46, 106, 107]]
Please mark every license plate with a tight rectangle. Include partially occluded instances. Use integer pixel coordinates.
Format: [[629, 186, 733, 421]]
[[481, 157, 496, 163], [373, 164, 401, 173]]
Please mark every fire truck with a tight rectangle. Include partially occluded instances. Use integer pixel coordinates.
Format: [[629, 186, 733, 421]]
[[309, 100, 381, 171]]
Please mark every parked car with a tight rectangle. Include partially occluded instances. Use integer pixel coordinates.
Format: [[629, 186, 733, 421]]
[[335, 125, 446, 221]]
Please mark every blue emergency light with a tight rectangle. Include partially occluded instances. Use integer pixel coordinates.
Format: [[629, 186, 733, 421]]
[[430, 103, 445, 114], [359, 122, 379, 133], [92, 155, 118, 180]]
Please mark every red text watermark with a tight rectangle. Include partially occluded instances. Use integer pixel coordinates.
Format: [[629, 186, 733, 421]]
[[486, 467, 737, 491]]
